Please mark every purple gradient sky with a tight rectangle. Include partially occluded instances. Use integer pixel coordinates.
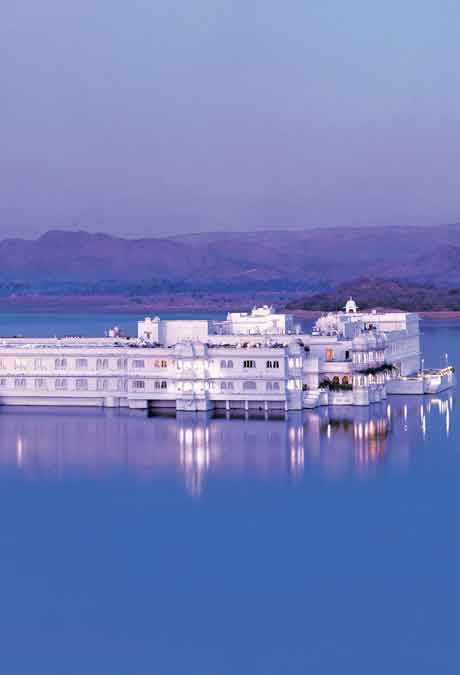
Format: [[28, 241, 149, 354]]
[[2, 0, 460, 239]]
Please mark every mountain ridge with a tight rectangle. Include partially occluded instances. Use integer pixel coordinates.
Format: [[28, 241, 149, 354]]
[[0, 226, 460, 290]]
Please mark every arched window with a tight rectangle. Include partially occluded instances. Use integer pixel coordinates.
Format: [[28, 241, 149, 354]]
[[161, 380, 167, 389], [55, 378, 67, 390], [220, 360, 227, 368], [345, 351, 350, 360], [266, 360, 272, 369], [273, 382, 280, 390], [243, 360, 256, 369], [326, 349, 334, 362], [342, 376, 349, 385], [227, 360, 233, 369], [273, 360, 280, 368], [221, 381, 227, 390], [266, 382, 272, 391], [332, 376, 340, 385], [243, 381, 257, 391]]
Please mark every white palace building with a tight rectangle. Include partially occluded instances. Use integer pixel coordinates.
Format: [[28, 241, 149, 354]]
[[0, 301, 454, 412]]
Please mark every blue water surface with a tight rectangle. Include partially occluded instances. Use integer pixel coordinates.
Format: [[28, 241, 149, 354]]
[[0, 314, 458, 675]]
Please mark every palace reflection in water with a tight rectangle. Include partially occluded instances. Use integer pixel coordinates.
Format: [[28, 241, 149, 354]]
[[0, 394, 453, 496]]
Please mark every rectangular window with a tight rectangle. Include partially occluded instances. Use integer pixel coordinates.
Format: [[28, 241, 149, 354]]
[[133, 380, 145, 390], [116, 378, 126, 391], [243, 381, 257, 391], [34, 378, 47, 390], [76, 358, 88, 369], [132, 359, 145, 369], [14, 378, 26, 389], [243, 360, 256, 369], [325, 349, 334, 362], [34, 358, 44, 370], [0, 360, 5, 370], [14, 359, 27, 370], [76, 378, 88, 391], [0, 378, 7, 387], [55, 379, 67, 390], [97, 379, 109, 391]]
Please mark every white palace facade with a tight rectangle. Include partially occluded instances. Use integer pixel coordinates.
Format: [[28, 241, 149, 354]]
[[0, 302, 454, 412]]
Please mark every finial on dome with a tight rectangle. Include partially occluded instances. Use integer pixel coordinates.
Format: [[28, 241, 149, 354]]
[[345, 296, 358, 314]]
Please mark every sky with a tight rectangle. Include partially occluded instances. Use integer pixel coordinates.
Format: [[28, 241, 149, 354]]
[[2, 0, 460, 239]]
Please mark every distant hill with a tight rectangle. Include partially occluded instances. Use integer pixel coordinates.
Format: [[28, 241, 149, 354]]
[[286, 278, 460, 312], [1, 225, 460, 292]]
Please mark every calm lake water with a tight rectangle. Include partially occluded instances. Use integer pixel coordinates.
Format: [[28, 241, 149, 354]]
[[0, 314, 459, 674]]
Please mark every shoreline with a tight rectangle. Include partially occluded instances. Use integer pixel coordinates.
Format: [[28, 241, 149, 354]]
[[0, 295, 459, 319]]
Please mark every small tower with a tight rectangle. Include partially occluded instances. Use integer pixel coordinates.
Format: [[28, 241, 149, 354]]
[[345, 296, 358, 314]]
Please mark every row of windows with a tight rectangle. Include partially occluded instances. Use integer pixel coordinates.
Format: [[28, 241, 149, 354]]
[[0, 378, 130, 392], [353, 351, 385, 364], [221, 381, 281, 392], [0, 357, 167, 371], [0, 377, 284, 393], [220, 359, 280, 369], [132, 380, 167, 390], [0, 357, 288, 372]]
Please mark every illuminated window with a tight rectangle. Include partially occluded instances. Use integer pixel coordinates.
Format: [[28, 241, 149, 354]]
[[326, 349, 334, 361]]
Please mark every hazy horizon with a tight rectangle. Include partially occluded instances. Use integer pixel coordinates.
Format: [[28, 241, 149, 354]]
[[4, 220, 460, 242], [3, 0, 460, 239]]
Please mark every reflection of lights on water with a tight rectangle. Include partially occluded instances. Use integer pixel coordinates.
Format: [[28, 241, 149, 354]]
[[179, 425, 211, 498], [387, 404, 391, 420], [289, 424, 304, 480], [327, 424, 331, 439], [290, 448, 304, 480], [16, 435, 23, 468]]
